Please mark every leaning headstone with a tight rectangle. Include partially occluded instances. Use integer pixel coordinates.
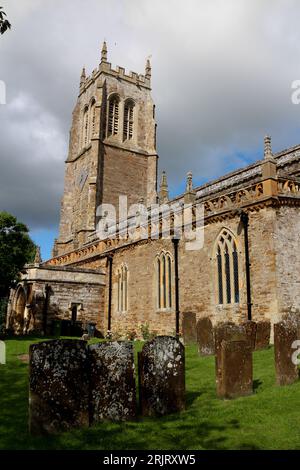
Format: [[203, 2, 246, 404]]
[[182, 312, 197, 344], [242, 321, 257, 351], [29, 339, 89, 435], [216, 339, 253, 399], [274, 320, 300, 386], [196, 317, 215, 356], [0, 341, 5, 365], [255, 321, 271, 350], [138, 336, 185, 416], [89, 341, 136, 422]]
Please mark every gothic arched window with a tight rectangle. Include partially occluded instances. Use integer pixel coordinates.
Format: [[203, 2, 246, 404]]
[[82, 106, 89, 147], [215, 229, 239, 305], [117, 263, 128, 313], [89, 99, 96, 140], [107, 94, 120, 137], [123, 99, 135, 141], [156, 251, 173, 310]]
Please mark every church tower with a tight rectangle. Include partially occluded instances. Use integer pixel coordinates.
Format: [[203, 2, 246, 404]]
[[54, 43, 158, 256]]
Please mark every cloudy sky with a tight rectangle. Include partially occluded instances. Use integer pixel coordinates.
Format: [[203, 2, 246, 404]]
[[1, 0, 300, 259]]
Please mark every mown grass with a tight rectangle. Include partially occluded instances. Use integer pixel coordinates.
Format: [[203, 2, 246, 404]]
[[0, 336, 300, 450]]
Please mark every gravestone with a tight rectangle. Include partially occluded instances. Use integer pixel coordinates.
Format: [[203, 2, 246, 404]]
[[29, 339, 89, 435], [274, 320, 300, 386], [196, 317, 215, 356], [255, 321, 271, 350], [216, 339, 253, 399], [214, 322, 247, 394], [182, 312, 197, 344], [138, 336, 185, 416], [89, 341, 136, 422], [214, 322, 246, 353], [242, 321, 257, 351], [0, 341, 5, 365]]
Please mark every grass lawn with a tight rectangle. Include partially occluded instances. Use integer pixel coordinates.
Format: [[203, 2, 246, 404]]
[[0, 336, 300, 450]]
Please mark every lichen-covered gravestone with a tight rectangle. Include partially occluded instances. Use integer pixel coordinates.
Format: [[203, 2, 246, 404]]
[[29, 339, 89, 435], [182, 312, 197, 344], [89, 341, 136, 422], [255, 321, 271, 350], [0, 341, 5, 365], [138, 336, 185, 416], [196, 317, 215, 356], [216, 339, 253, 399], [274, 320, 300, 386], [214, 322, 253, 399]]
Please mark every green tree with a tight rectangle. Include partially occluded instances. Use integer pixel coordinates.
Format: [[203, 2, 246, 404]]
[[0, 212, 36, 297], [0, 6, 11, 35]]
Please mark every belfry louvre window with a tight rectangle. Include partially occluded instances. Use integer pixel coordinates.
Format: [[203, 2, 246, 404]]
[[215, 229, 239, 304], [117, 264, 128, 313], [107, 95, 119, 136], [123, 100, 134, 140], [90, 100, 96, 140], [82, 107, 89, 147], [156, 251, 172, 310]]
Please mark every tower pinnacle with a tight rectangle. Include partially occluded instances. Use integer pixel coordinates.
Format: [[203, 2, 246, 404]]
[[145, 58, 151, 80], [101, 41, 108, 63], [159, 171, 169, 203], [264, 135, 273, 159], [80, 67, 86, 88]]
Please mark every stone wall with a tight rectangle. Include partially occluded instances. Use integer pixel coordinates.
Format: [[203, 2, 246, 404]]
[[7, 266, 105, 334], [74, 205, 282, 337], [274, 205, 300, 318]]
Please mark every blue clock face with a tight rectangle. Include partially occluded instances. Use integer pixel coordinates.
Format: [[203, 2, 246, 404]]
[[77, 168, 88, 190]]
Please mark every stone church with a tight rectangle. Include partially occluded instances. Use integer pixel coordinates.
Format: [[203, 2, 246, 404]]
[[6, 43, 300, 339]]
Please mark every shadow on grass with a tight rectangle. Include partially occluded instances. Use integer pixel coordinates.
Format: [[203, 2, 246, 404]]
[[253, 379, 263, 392]]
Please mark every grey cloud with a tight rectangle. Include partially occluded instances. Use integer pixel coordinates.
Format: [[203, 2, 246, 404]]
[[1, 0, 300, 230]]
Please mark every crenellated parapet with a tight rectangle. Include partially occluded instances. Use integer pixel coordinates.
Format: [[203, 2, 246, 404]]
[[79, 41, 151, 96]]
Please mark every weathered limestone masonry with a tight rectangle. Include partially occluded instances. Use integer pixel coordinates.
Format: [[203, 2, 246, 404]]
[[55, 42, 157, 256], [6, 265, 105, 335], [7, 44, 300, 338]]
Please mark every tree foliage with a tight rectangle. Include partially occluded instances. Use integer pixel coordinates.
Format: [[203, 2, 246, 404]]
[[0, 6, 11, 35], [0, 212, 36, 297]]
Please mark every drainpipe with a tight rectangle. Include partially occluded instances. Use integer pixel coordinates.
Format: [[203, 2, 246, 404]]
[[240, 211, 252, 321], [107, 254, 113, 334], [172, 237, 180, 338]]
